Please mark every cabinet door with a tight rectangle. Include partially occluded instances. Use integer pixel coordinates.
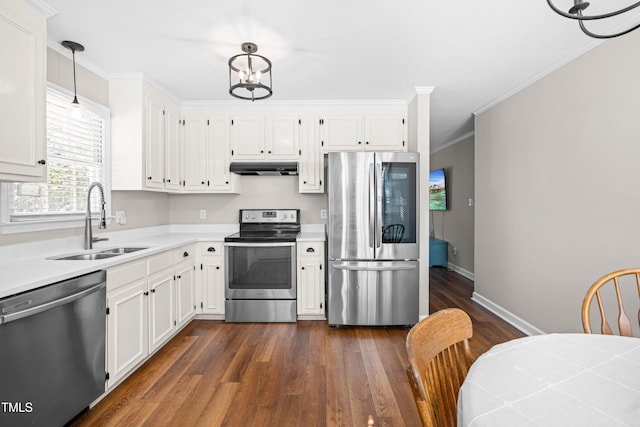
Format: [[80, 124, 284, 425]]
[[266, 115, 300, 160], [175, 262, 196, 328], [230, 116, 265, 160], [0, 0, 46, 181], [183, 114, 208, 191], [298, 118, 323, 193], [148, 269, 175, 352], [208, 116, 236, 191], [164, 107, 182, 191], [202, 257, 225, 315], [320, 116, 363, 152], [297, 242, 325, 318], [364, 115, 406, 151], [145, 96, 165, 189], [106, 279, 148, 388]]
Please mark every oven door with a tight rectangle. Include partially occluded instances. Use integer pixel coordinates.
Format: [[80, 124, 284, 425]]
[[225, 242, 296, 299]]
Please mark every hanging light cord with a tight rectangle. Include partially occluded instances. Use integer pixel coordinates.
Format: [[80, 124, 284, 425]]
[[546, 0, 640, 38], [71, 48, 79, 104]]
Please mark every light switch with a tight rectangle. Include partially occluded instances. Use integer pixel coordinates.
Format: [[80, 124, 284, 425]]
[[200, 209, 206, 219]]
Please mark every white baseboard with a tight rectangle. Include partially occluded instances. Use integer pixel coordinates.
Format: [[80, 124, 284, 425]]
[[471, 292, 546, 336], [447, 263, 475, 281]]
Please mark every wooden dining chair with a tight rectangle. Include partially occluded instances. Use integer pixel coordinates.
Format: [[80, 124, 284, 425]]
[[405, 308, 474, 427], [582, 268, 640, 336]]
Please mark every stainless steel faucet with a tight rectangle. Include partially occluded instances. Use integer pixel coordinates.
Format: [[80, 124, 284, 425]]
[[84, 182, 109, 250]]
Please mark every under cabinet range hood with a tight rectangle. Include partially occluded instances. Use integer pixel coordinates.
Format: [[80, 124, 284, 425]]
[[229, 162, 298, 176]]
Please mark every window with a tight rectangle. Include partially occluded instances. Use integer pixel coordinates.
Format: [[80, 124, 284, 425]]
[[0, 85, 110, 232]]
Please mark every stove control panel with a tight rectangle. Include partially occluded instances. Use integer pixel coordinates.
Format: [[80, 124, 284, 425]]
[[240, 209, 299, 224]]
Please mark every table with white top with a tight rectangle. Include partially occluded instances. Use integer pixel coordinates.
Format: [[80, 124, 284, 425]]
[[457, 333, 640, 427]]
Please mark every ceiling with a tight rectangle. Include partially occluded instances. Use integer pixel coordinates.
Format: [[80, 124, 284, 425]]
[[37, 0, 639, 150]]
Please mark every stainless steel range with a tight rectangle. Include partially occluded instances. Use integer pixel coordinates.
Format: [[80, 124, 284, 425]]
[[224, 209, 300, 322]]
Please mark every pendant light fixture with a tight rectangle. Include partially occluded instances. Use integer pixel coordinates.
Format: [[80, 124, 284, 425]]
[[61, 40, 85, 117], [228, 42, 272, 101], [546, 0, 640, 38]]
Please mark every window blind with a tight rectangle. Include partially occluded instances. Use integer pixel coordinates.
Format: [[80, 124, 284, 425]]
[[8, 88, 108, 221]]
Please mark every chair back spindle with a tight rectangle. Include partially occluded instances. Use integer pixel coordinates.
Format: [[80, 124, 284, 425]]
[[582, 268, 640, 337]]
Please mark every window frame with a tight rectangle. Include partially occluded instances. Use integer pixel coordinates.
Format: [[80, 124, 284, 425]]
[[0, 83, 111, 235]]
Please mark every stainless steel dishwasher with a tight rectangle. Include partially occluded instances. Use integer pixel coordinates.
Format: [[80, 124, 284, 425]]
[[0, 270, 106, 426]]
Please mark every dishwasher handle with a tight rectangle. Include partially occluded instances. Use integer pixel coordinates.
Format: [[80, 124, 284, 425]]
[[0, 282, 105, 325]]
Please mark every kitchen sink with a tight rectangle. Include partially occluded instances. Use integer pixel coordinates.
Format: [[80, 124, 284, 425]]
[[97, 247, 148, 255], [50, 246, 149, 261]]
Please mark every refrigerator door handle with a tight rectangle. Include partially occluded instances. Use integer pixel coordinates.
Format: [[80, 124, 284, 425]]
[[374, 159, 383, 249], [369, 163, 376, 249], [332, 263, 417, 271]]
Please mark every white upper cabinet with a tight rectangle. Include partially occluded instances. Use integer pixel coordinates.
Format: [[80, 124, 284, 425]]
[[145, 94, 165, 189], [230, 116, 265, 160], [364, 115, 407, 151], [182, 112, 208, 191], [320, 107, 407, 153], [0, 0, 46, 181], [110, 77, 179, 191], [265, 115, 301, 160], [164, 105, 182, 191], [298, 117, 323, 193], [181, 108, 240, 193], [319, 116, 364, 152]]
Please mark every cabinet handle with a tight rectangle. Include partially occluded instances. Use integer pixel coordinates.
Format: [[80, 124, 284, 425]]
[[303, 181, 307, 184], [225, 181, 229, 184], [207, 247, 216, 252], [151, 289, 156, 293], [216, 266, 220, 270], [178, 275, 182, 279], [301, 266, 305, 270], [268, 150, 271, 154], [260, 150, 264, 154], [201, 181, 205, 184], [167, 179, 171, 183], [365, 141, 369, 145], [37, 159, 46, 165], [306, 247, 315, 253], [358, 141, 362, 145], [144, 291, 149, 296], [147, 176, 152, 180], [183, 251, 189, 257]]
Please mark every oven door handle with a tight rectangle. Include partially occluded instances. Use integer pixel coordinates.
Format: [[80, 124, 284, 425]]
[[224, 242, 296, 248]]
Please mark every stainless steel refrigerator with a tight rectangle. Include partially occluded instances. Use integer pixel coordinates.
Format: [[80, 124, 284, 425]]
[[327, 151, 420, 326]]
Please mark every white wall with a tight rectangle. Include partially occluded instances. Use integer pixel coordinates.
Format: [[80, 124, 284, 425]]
[[475, 30, 640, 333], [430, 135, 474, 276]]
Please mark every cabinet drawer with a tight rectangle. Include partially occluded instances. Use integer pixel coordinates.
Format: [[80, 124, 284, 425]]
[[107, 259, 147, 291], [200, 242, 223, 257], [298, 242, 323, 257], [148, 251, 174, 275], [175, 245, 195, 263]]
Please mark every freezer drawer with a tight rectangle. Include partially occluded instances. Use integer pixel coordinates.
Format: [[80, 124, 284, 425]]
[[328, 260, 419, 326]]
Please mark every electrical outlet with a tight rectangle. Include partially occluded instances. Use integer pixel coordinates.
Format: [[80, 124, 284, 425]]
[[320, 209, 327, 219], [452, 247, 458, 256], [115, 210, 127, 225], [199, 209, 206, 219]]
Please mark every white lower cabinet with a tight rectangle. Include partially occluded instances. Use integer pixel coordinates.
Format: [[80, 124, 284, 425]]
[[297, 241, 326, 319], [106, 260, 148, 389], [147, 267, 175, 353], [198, 242, 225, 317], [106, 246, 196, 390], [175, 260, 197, 328]]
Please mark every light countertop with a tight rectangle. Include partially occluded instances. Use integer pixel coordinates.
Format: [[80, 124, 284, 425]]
[[0, 223, 325, 299]]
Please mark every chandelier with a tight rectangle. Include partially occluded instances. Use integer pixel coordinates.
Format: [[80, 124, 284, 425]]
[[546, 0, 640, 38], [228, 42, 272, 101]]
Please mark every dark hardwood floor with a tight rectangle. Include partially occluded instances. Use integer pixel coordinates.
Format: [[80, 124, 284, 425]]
[[73, 268, 524, 427]]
